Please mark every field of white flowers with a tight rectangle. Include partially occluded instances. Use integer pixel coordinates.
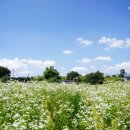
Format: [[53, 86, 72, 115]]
[[0, 81, 130, 130]]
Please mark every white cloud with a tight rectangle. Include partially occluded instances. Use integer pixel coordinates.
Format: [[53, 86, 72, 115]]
[[0, 58, 28, 70], [128, 7, 130, 10], [82, 58, 91, 64], [0, 58, 56, 77], [78, 56, 111, 64], [71, 66, 88, 75], [76, 38, 93, 46], [63, 50, 73, 54], [99, 36, 130, 49], [102, 61, 130, 74], [126, 39, 130, 47], [42, 60, 56, 67], [95, 56, 112, 61], [78, 58, 91, 64]]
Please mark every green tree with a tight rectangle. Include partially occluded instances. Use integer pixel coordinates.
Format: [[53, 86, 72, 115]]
[[1, 76, 10, 83], [119, 69, 125, 78], [0, 66, 11, 78], [85, 71, 104, 85], [43, 66, 61, 82], [67, 71, 80, 80], [34, 75, 44, 81], [79, 76, 86, 83]]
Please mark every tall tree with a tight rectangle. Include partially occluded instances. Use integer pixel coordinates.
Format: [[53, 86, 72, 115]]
[[43, 66, 61, 82], [67, 71, 80, 80], [85, 71, 104, 85], [0, 66, 11, 78], [119, 69, 125, 78]]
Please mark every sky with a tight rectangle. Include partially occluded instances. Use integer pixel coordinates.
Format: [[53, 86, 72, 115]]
[[0, 0, 130, 76]]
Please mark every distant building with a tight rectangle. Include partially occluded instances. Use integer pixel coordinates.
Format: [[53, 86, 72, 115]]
[[124, 73, 130, 81], [62, 80, 76, 84]]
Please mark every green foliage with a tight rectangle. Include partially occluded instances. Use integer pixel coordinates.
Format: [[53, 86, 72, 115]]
[[43, 66, 61, 83], [1, 76, 9, 83], [0, 66, 11, 78], [67, 71, 80, 80], [105, 76, 123, 83], [61, 76, 67, 81], [119, 69, 125, 78], [34, 75, 44, 81], [0, 66, 10, 82], [43, 87, 83, 129], [79, 76, 86, 83], [85, 71, 104, 85], [17, 77, 32, 82]]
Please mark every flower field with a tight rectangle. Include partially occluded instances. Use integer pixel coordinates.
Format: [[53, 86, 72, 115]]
[[0, 81, 130, 130]]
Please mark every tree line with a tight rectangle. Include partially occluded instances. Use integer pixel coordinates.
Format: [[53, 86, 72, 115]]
[[0, 66, 126, 84]]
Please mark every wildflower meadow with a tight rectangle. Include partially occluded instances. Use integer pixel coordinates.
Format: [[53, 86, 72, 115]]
[[0, 81, 130, 130]]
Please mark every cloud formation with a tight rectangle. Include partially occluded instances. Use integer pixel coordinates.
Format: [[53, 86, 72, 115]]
[[71, 66, 88, 75], [95, 56, 112, 61], [78, 58, 91, 64], [102, 61, 130, 74], [78, 56, 112, 64], [76, 38, 93, 46], [0, 58, 56, 76], [63, 50, 73, 54], [99, 36, 130, 49]]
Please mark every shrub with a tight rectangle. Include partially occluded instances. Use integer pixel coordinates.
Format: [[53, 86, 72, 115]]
[[34, 75, 44, 81], [1, 76, 9, 83]]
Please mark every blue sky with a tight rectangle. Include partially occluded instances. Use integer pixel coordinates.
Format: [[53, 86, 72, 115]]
[[0, 0, 130, 76]]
